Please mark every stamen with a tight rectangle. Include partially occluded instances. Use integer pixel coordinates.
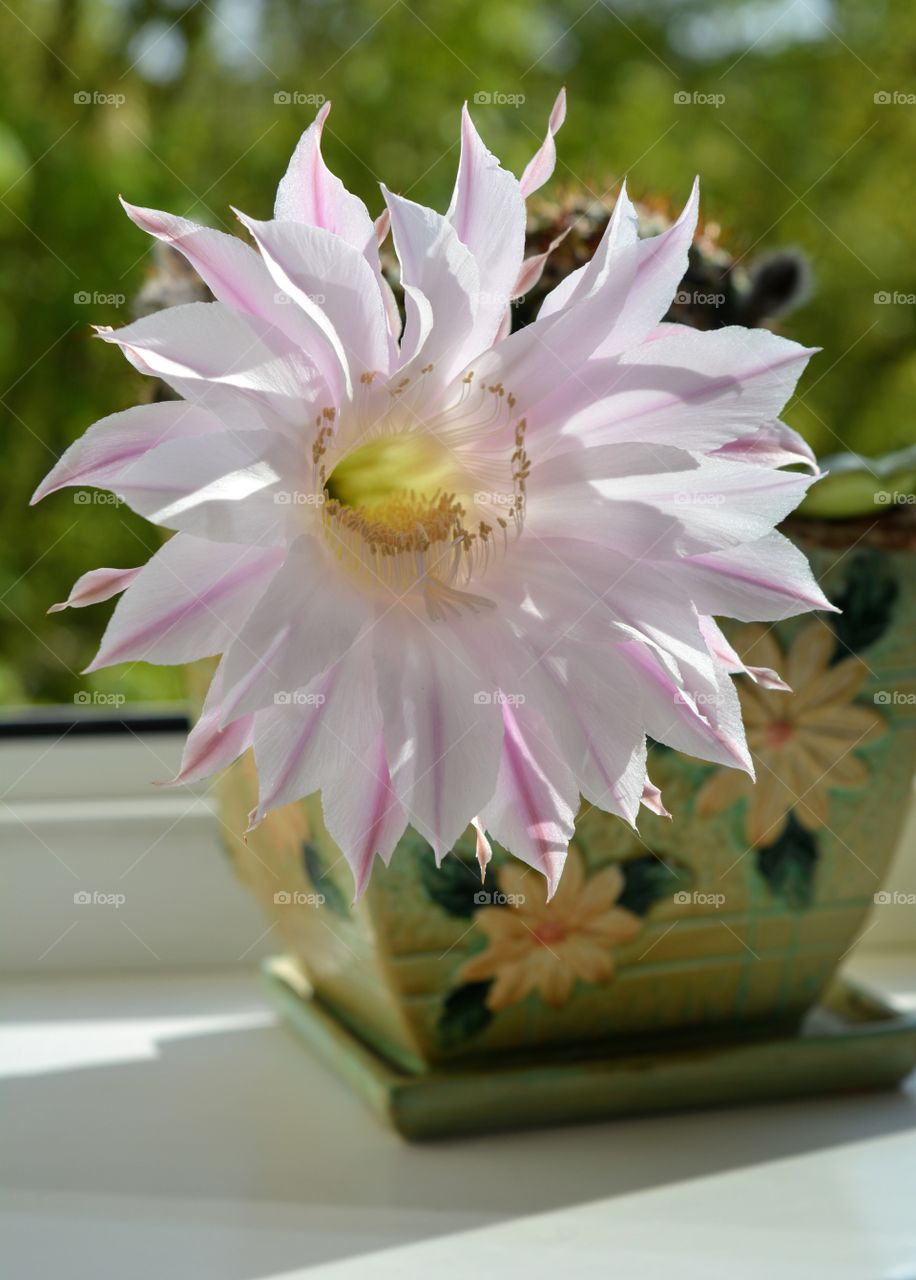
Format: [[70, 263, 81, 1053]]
[[312, 383, 529, 615]]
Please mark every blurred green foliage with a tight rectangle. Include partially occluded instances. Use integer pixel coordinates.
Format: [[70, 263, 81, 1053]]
[[2, 0, 914, 706]]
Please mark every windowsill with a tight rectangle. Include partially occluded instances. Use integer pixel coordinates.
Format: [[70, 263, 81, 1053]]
[[3, 715, 915, 1273], [2, 949, 916, 1279]]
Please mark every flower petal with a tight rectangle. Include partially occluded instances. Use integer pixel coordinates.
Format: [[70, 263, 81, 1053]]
[[235, 211, 392, 388], [714, 419, 819, 473], [31, 402, 221, 505], [382, 187, 480, 385], [537, 182, 640, 320], [615, 637, 753, 775], [538, 326, 817, 454], [373, 621, 502, 863], [98, 302, 333, 433], [671, 532, 837, 622], [447, 103, 527, 347], [249, 637, 378, 822], [699, 616, 791, 691], [596, 456, 818, 552], [274, 101, 375, 253], [321, 730, 408, 898], [162, 663, 254, 787], [479, 700, 576, 898], [97, 429, 300, 546], [84, 535, 283, 672], [48, 565, 142, 613], [519, 88, 567, 198], [218, 535, 374, 723]]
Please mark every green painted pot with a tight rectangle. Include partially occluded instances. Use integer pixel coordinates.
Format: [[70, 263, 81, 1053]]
[[216, 514, 916, 1072]]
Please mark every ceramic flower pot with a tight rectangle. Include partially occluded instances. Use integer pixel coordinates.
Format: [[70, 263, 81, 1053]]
[[212, 511, 915, 1072]]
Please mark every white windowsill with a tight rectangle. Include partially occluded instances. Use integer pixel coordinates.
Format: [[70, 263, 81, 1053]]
[[1, 951, 915, 1279], [2, 714, 916, 1275]]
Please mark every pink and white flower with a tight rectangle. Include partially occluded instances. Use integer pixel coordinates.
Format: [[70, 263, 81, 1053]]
[[34, 94, 833, 896]]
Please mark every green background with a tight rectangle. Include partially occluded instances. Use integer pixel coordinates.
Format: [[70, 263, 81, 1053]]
[[1, 0, 913, 706]]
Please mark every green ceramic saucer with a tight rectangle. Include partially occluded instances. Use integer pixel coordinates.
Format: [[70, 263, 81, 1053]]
[[262, 956, 916, 1141]]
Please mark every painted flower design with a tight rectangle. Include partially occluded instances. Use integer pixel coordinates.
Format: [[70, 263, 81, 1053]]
[[696, 622, 884, 844], [34, 95, 833, 896], [459, 846, 641, 1009]]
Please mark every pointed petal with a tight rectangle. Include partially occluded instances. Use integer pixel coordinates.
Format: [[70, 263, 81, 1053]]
[[274, 101, 375, 254], [49, 565, 142, 613], [382, 186, 480, 382], [537, 181, 640, 320], [447, 104, 526, 348], [519, 87, 567, 198], [234, 211, 391, 385], [615, 637, 754, 775], [162, 664, 254, 787], [714, 418, 819, 473], [321, 731, 408, 898], [31, 402, 221, 505], [479, 700, 576, 898], [676, 532, 837, 622], [471, 816, 492, 881], [698, 616, 791, 691], [596, 456, 818, 552], [641, 778, 670, 818], [512, 229, 570, 300], [455, 182, 697, 425], [98, 302, 334, 432], [97, 428, 300, 546], [84, 535, 282, 671], [121, 201, 282, 316], [538, 326, 818, 454]]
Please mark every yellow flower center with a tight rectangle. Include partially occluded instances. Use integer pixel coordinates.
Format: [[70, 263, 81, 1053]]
[[310, 376, 531, 617], [324, 433, 469, 555], [317, 428, 523, 618]]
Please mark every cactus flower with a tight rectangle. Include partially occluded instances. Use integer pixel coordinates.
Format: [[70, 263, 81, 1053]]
[[33, 94, 833, 895]]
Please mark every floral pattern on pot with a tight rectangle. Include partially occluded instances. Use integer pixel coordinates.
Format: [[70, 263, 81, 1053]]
[[431, 842, 690, 1048], [696, 621, 886, 846], [457, 846, 641, 1011]]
